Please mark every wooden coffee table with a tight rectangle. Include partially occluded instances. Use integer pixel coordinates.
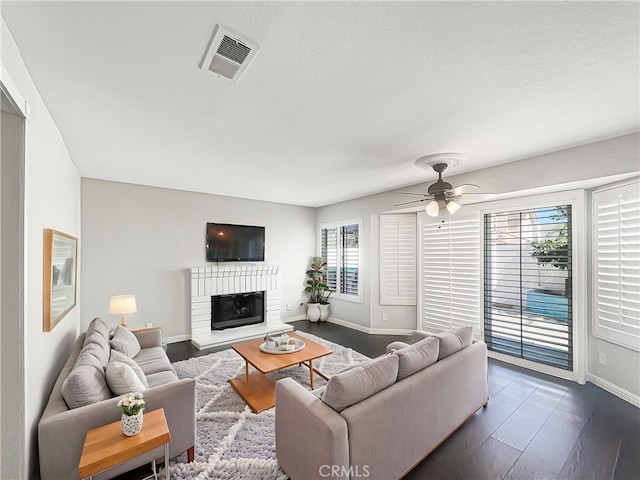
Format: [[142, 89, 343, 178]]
[[229, 332, 332, 412]]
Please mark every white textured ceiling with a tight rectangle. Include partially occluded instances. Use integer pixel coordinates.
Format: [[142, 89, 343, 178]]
[[2, 1, 638, 207]]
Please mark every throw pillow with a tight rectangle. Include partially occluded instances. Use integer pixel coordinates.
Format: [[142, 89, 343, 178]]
[[394, 336, 440, 380], [62, 364, 112, 409], [83, 317, 111, 346], [83, 332, 111, 360], [110, 350, 149, 388], [106, 360, 147, 395], [434, 326, 473, 360], [81, 341, 110, 370], [322, 353, 399, 412], [110, 325, 141, 358], [75, 349, 105, 372]]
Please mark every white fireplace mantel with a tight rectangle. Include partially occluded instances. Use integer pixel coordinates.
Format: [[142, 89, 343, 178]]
[[190, 265, 292, 349]]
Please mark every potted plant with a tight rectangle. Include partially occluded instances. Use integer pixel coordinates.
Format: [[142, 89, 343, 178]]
[[117, 392, 145, 436], [304, 256, 328, 322], [319, 289, 332, 322]]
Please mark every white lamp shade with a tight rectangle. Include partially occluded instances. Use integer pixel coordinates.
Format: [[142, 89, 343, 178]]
[[446, 200, 462, 215], [425, 200, 439, 217], [109, 295, 137, 314]]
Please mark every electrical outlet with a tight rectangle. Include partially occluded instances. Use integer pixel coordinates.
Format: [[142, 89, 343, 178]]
[[599, 352, 607, 365], [286, 303, 291, 311], [382, 313, 388, 322]]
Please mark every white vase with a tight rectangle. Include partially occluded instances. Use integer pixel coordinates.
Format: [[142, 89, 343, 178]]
[[319, 304, 330, 322], [307, 303, 321, 322], [121, 411, 144, 436]]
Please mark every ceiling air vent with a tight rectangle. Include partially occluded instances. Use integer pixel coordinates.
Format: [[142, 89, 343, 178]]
[[200, 25, 259, 82]]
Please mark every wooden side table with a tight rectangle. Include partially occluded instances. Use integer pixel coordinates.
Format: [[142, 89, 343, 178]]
[[78, 408, 171, 480]]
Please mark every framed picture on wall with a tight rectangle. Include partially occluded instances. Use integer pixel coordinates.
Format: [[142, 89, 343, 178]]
[[43, 229, 78, 332]]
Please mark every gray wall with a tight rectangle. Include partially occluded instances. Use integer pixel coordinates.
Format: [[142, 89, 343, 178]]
[[81, 179, 316, 340], [317, 133, 640, 398]]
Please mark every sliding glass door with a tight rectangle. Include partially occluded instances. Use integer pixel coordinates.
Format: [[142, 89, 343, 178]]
[[484, 205, 573, 370]]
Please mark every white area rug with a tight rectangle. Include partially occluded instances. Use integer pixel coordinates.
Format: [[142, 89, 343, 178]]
[[166, 331, 370, 480]]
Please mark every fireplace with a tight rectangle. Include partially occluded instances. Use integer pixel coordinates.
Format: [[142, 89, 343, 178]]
[[190, 265, 292, 349], [211, 291, 265, 330]]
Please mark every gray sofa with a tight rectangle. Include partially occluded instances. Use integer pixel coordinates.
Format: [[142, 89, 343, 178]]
[[38, 318, 196, 480], [275, 328, 488, 480]]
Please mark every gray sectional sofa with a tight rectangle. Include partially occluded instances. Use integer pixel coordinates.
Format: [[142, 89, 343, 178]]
[[38, 318, 196, 480], [275, 327, 488, 480]]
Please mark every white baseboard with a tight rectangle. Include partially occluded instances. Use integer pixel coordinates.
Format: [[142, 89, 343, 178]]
[[164, 334, 191, 344], [281, 315, 307, 323], [164, 316, 410, 345], [587, 373, 640, 408], [326, 317, 413, 336]]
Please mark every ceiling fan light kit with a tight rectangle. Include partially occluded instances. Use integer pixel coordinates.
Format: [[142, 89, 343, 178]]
[[423, 198, 461, 217], [446, 200, 462, 215], [398, 152, 479, 216], [425, 200, 440, 217]]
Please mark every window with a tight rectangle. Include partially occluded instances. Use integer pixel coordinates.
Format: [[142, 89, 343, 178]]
[[592, 181, 640, 351], [321, 219, 361, 299], [380, 214, 416, 305], [420, 211, 481, 335], [484, 205, 573, 370]]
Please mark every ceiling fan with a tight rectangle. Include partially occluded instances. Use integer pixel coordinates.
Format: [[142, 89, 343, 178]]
[[396, 153, 483, 217]]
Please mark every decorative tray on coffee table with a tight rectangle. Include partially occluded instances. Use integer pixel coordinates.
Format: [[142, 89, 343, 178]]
[[259, 339, 305, 354]]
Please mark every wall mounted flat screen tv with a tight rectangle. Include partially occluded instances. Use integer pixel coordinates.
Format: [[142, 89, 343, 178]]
[[206, 223, 265, 262]]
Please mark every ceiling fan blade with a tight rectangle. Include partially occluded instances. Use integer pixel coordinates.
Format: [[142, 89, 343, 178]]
[[450, 184, 481, 196], [398, 192, 430, 197], [394, 198, 429, 206]]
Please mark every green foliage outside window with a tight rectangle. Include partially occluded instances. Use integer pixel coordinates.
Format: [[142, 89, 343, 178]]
[[530, 206, 570, 270]]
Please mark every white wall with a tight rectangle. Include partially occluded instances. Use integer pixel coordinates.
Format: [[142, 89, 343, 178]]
[[317, 134, 639, 401], [2, 18, 82, 479], [80, 179, 316, 340]]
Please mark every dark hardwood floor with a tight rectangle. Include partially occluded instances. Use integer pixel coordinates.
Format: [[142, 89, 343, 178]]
[[122, 321, 640, 480]]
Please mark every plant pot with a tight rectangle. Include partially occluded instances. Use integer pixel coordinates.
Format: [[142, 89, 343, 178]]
[[121, 411, 144, 436], [319, 303, 330, 322], [306, 303, 321, 322]]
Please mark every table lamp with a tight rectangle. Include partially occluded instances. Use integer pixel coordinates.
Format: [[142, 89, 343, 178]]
[[109, 294, 137, 327]]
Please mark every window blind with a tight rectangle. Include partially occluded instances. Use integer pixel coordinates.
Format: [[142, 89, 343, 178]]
[[321, 221, 360, 297], [380, 214, 417, 305], [421, 212, 481, 335], [340, 224, 359, 296], [321, 227, 338, 291], [593, 181, 640, 351], [484, 205, 573, 370]]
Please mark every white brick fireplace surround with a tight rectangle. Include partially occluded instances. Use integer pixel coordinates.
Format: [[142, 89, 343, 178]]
[[190, 265, 293, 349]]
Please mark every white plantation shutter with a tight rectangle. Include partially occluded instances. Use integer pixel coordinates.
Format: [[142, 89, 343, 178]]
[[420, 211, 481, 335], [593, 181, 640, 351], [380, 214, 417, 305]]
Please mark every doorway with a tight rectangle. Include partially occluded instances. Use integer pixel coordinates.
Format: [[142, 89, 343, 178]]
[[1, 82, 26, 480]]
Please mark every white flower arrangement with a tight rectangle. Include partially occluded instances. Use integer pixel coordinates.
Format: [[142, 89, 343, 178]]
[[116, 392, 145, 416]]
